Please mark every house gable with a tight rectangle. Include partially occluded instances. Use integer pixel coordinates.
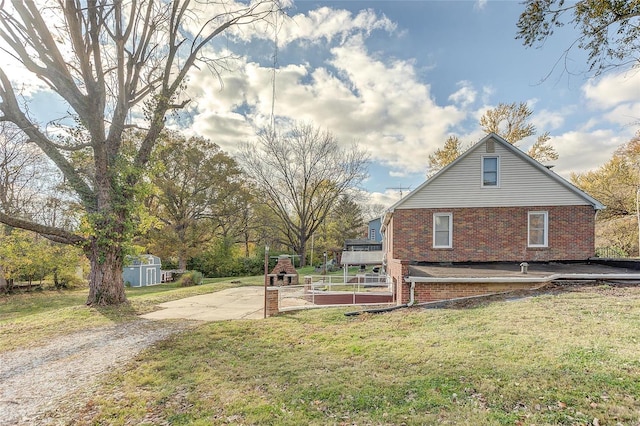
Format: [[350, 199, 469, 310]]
[[391, 133, 604, 210]]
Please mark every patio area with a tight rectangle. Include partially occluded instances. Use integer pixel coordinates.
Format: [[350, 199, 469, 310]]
[[408, 260, 640, 280]]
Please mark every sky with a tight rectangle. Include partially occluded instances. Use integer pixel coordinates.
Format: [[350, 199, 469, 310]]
[[3, 0, 640, 209], [185, 0, 640, 208]]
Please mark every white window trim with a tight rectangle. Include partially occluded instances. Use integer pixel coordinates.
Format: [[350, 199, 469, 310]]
[[433, 213, 453, 248], [369, 228, 376, 240], [528, 211, 548, 248], [481, 155, 500, 188]]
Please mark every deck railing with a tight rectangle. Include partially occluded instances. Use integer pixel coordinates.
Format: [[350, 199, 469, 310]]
[[277, 274, 394, 311], [595, 247, 633, 258]]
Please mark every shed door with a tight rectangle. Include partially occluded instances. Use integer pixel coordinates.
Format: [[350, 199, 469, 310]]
[[146, 268, 154, 285]]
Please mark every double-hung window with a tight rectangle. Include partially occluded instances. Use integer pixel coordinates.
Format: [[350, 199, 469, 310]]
[[482, 156, 499, 187], [433, 213, 452, 248], [528, 211, 548, 247]]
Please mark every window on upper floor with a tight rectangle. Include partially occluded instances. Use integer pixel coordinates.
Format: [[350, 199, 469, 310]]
[[482, 156, 499, 187], [528, 211, 548, 247], [433, 213, 452, 248]]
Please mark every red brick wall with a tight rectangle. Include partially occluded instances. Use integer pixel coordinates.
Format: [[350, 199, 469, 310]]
[[387, 258, 410, 304], [398, 281, 539, 304], [390, 205, 595, 263], [271, 256, 298, 275], [265, 287, 279, 317]]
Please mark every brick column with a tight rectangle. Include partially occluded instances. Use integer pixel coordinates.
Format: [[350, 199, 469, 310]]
[[304, 276, 312, 293], [265, 287, 279, 317]]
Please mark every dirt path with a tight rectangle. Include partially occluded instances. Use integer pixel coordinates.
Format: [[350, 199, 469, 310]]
[[0, 319, 195, 426]]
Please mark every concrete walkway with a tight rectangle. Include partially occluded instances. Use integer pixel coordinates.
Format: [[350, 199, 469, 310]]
[[140, 286, 264, 322]]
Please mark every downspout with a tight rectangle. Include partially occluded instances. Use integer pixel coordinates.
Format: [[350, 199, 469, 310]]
[[407, 278, 415, 307]]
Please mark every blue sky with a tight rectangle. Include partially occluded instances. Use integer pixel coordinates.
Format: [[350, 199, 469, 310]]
[[3, 0, 639, 209], [183, 0, 638, 207]]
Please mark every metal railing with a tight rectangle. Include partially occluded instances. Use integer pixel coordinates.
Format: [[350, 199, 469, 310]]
[[277, 274, 395, 311], [595, 247, 632, 258]]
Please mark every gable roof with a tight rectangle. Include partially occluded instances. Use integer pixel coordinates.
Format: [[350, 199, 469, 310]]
[[387, 133, 604, 212]]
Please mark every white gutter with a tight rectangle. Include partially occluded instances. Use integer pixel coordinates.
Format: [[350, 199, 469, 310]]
[[406, 273, 640, 284]]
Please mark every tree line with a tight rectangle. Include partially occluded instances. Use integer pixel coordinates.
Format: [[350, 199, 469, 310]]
[[0, 121, 372, 291], [0, 0, 638, 304]]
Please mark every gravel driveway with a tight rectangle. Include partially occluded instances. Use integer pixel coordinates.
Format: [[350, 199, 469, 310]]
[[0, 319, 195, 426], [0, 287, 266, 425]]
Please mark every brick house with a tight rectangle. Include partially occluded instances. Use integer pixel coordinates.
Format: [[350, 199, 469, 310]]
[[382, 133, 604, 304]]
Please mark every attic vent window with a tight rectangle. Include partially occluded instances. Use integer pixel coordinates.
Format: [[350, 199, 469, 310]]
[[486, 139, 495, 153]]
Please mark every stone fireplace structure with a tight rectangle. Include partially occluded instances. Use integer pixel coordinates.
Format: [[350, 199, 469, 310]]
[[267, 255, 299, 286]]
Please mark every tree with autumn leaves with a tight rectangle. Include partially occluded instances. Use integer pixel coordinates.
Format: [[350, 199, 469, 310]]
[[427, 102, 558, 176], [0, 0, 282, 305], [572, 135, 640, 256]]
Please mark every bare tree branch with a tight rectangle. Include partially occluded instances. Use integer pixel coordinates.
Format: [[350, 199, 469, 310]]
[[0, 211, 85, 245]]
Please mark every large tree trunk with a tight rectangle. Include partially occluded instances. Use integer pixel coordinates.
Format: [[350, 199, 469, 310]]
[[178, 256, 187, 271], [85, 237, 127, 306], [0, 267, 6, 293], [298, 234, 307, 267]]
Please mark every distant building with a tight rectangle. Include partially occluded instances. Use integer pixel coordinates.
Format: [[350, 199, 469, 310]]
[[344, 238, 382, 252], [122, 255, 162, 287], [368, 217, 382, 243]]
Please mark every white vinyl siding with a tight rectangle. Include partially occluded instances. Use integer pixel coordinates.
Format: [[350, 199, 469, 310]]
[[482, 156, 499, 187], [528, 211, 548, 247], [433, 213, 452, 248], [398, 140, 590, 209]]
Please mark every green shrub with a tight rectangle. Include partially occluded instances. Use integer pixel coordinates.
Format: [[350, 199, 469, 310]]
[[53, 272, 86, 289], [177, 270, 203, 287]]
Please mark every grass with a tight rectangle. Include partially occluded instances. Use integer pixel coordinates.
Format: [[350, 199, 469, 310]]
[[67, 284, 640, 425], [0, 276, 262, 352]]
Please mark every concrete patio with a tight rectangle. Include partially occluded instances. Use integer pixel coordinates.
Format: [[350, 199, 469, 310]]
[[140, 286, 264, 322], [408, 260, 640, 280]]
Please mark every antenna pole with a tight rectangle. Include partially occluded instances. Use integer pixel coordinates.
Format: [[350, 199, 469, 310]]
[[270, 12, 278, 129], [386, 186, 412, 199]]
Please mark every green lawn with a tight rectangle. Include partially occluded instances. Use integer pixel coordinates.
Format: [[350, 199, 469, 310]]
[[0, 276, 262, 352], [62, 284, 640, 425]]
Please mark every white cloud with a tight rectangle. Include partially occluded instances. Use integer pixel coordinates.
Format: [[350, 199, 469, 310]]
[[474, 0, 488, 10], [278, 7, 396, 46], [533, 108, 568, 131], [604, 103, 640, 127], [481, 86, 495, 104], [583, 70, 640, 109], [389, 170, 408, 178], [368, 190, 405, 209], [0, 44, 49, 96], [187, 28, 466, 175], [551, 130, 631, 178], [448, 80, 477, 108], [322, 35, 465, 172]]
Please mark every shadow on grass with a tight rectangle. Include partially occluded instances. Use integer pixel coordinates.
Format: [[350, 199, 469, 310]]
[[92, 302, 140, 323], [422, 281, 635, 310]]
